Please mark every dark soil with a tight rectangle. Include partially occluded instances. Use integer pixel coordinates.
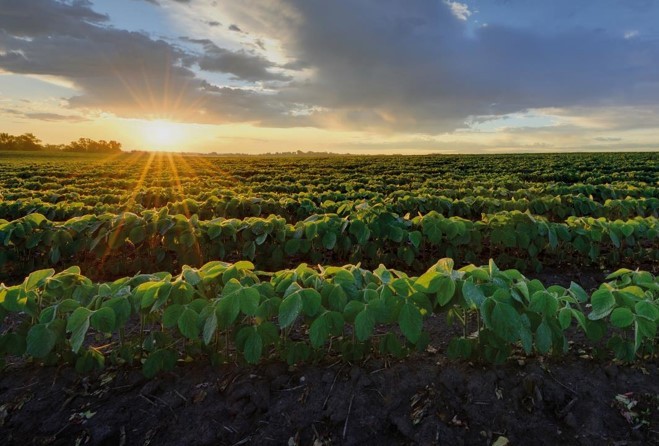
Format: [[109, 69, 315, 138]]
[[1, 269, 658, 445], [1, 346, 657, 445]]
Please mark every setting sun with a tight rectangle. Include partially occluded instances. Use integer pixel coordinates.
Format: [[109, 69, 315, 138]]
[[142, 120, 186, 150]]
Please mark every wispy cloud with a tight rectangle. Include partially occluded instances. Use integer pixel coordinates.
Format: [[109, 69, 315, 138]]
[[445, 1, 472, 21]]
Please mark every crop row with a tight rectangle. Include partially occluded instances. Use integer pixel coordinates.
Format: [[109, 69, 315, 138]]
[[0, 192, 656, 223], [1, 210, 656, 278], [4, 181, 657, 209], [0, 259, 656, 376], [3, 152, 656, 196]]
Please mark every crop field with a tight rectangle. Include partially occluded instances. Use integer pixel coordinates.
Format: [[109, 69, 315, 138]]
[[0, 151, 658, 445]]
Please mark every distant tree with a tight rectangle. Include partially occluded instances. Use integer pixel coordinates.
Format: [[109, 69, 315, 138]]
[[43, 143, 66, 151], [64, 137, 122, 153], [0, 132, 44, 151]]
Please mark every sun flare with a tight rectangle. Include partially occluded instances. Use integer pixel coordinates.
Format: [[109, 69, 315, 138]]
[[142, 119, 186, 150]]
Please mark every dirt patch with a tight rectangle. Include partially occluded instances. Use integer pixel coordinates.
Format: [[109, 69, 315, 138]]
[[1, 349, 657, 446]]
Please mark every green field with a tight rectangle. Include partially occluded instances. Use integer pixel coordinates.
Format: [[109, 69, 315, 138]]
[[0, 150, 657, 371]]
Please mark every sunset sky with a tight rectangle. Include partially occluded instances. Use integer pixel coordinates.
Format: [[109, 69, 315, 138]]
[[1, 0, 658, 154]]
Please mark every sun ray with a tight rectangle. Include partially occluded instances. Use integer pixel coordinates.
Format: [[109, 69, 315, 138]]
[[98, 151, 156, 267], [165, 152, 204, 264]]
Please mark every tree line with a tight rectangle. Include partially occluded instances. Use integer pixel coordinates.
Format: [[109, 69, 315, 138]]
[[0, 133, 122, 153]]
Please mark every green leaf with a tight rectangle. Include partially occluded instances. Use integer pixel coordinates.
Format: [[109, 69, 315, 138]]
[[203, 311, 218, 345], [90, 307, 116, 333], [435, 276, 456, 306], [568, 282, 589, 303], [435, 258, 454, 274], [422, 217, 442, 245], [529, 291, 559, 316], [355, 309, 375, 341], [300, 288, 322, 317], [588, 289, 615, 320], [635, 301, 659, 321], [239, 286, 261, 316], [309, 313, 330, 348], [620, 224, 634, 238], [59, 299, 80, 313], [408, 231, 422, 249], [178, 307, 200, 339], [558, 307, 572, 330], [447, 337, 473, 360], [25, 268, 55, 291], [490, 302, 520, 342], [279, 292, 303, 328], [258, 321, 279, 345], [585, 319, 606, 342], [67, 307, 92, 353], [26, 324, 57, 358], [243, 328, 262, 364], [284, 238, 300, 255], [182, 267, 201, 285], [462, 279, 485, 307], [519, 325, 533, 355], [343, 300, 365, 323], [606, 268, 633, 280], [322, 231, 337, 250], [163, 304, 184, 328], [635, 318, 657, 351], [380, 332, 404, 358], [128, 225, 146, 244], [242, 240, 256, 259], [610, 307, 634, 328], [548, 227, 558, 249], [389, 226, 404, 242], [76, 348, 105, 374], [328, 284, 348, 312], [143, 348, 176, 378], [207, 224, 222, 240], [398, 302, 422, 343], [39, 306, 57, 324], [535, 320, 552, 354], [234, 260, 255, 270], [415, 271, 441, 293], [217, 293, 240, 328]]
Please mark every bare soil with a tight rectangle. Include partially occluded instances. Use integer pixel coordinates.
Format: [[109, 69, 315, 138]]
[[0, 348, 657, 446]]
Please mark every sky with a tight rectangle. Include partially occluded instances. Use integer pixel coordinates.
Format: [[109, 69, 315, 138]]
[[0, 0, 658, 154]]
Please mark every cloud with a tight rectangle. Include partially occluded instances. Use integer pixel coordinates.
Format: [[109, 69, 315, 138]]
[[135, 0, 191, 5], [0, 0, 295, 125], [1, 0, 658, 138], [445, 1, 472, 21], [24, 112, 90, 122], [594, 136, 622, 142], [228, 24, 244, 33], [1, 107, 89, 122], [183, 38, 290, 82], [207, 0, 659, 132]]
